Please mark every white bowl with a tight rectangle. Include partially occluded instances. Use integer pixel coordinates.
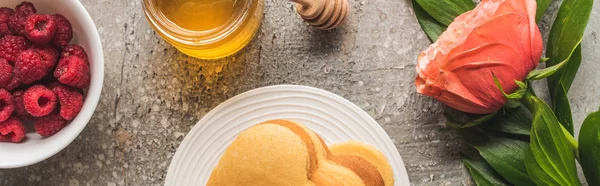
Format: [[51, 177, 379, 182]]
[[0, 0, 104, 168]]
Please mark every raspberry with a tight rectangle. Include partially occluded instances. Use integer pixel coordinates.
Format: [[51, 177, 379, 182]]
[[0, 8, 13, 22], [7, 2, 36, 36], [61, 45, 89, 63], [5, 76, 21, 91], [7, 13, 28, 36], [0, 24, 9, 37], [34, 112, 67, 137], [0, 58, 12, 88], [14, 2, 36, 15], [25, 14, 57, 44], [52, 14, 72, 47], [14, 50, 52, 84], [51, 84, 83, 120], [24, 85, 57, 117], [0, 7, 14, 37], [32, 45, 59, 67], [0, 89, 14, 122], [0, 117, 25, 142], [0, 35, 30, 63], [12, 90, 30, 118], [54, 56, 90, 89]]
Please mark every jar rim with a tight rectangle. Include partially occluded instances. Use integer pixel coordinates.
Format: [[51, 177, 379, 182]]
[[142, 0, 252, 48]]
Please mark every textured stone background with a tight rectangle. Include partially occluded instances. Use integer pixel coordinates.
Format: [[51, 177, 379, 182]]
[[1, 0, 599, 185]]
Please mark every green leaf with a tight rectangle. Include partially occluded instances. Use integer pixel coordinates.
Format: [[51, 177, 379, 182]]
[[546, 0, 592, 135], [526, 59, 569, 80], [460, 128, 535, 185], [546, 45, 582, 132], [412, 0, 447, 42], [546, 0, 592, 70], [552, 85, 574, 135], [493, 75, 527, 102], [503, 99, 521, 109], [536, 0, 552, 22], [462, 156, 511, 186], [524, 148, 562, 185], [446, 111, 497, 128], [557, 44, 583, 95], [482, 107, 532, 136], [415, 0, 475, 26], [546, 0, 591, 73], [579, 109, 600, 186], [523, 96, 581, 186], [515, 81, 527, 89]]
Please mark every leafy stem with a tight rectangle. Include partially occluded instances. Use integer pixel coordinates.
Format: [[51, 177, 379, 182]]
[[519, 84, 536, 112], [521, 83, 579, 160]]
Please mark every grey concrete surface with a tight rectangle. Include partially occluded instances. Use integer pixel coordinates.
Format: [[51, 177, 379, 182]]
[[1, 0, 599, 185]]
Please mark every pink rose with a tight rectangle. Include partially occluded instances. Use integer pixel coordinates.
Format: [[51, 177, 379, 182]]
[[415, 0, 543, 114]]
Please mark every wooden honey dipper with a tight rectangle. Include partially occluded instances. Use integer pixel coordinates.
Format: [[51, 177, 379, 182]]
[[290, 0, 348, 30]]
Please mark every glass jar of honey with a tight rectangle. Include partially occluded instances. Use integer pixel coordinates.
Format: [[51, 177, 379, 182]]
[[142, 0, 264, 59]]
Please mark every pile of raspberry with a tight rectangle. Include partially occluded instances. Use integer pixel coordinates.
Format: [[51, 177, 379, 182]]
[[0, 2, 90, 143]]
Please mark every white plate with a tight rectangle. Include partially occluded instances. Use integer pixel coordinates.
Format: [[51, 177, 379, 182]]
[[165, 85, 410, 185]]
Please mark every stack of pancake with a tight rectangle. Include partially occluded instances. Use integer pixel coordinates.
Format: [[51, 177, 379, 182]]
[[208, 120, 394, 186]]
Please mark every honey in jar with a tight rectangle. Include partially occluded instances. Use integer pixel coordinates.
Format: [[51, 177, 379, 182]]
[[143, 0, 263, 59]]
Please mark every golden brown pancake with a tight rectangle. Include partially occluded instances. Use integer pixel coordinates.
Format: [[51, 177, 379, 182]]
[[207, 124, 314, 186], [330, 155, 385, 186], [269, 120, 365, 186], [207, 120, 393, 186], [330, 141, 395, 186]]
